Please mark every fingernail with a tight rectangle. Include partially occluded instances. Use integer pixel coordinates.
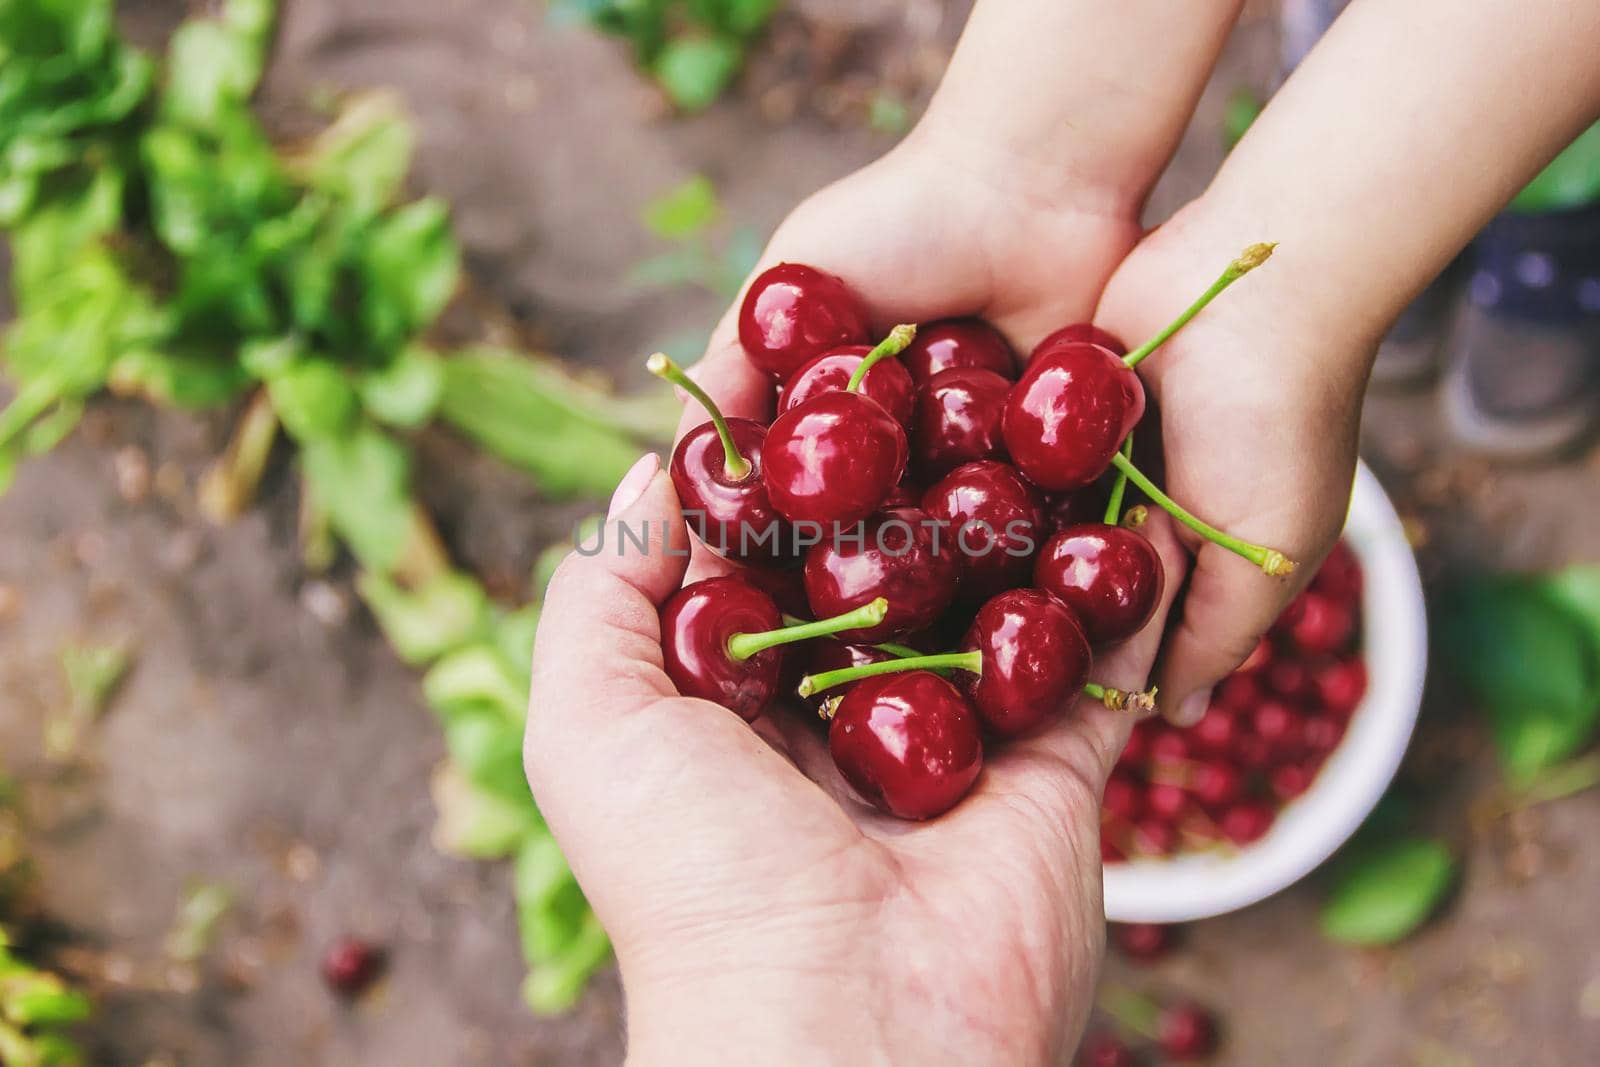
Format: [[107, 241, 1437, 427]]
[[608, 453, 660, 519], [1170, 688, 1212, 727]]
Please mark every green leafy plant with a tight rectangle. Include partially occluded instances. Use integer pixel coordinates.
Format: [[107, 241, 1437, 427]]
[[1, 0, 676, 1012], [546, 0, 780, 111], [1438, 569, 1600, 789], [1319, 836, 1457, 946]]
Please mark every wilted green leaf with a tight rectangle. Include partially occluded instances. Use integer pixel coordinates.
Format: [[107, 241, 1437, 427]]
[[1320, 837, 1456, 945], [653, 35, 742, 112], [642, 175, 719, 240]]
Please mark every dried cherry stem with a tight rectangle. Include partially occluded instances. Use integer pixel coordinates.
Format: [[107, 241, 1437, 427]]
[[727, 597, 888, 661], [1122, 242, 1276, 370], [798, 650, 981, 697], [647, 353, 751, 481], [1084, 681, 1157, 713], [1103, 433, 1134, 524], [1109, 452, 1297, 576], [845, 324, 917, 392]]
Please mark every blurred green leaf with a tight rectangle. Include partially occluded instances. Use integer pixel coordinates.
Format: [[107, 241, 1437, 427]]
[[444, 712, 532, 802], [1222, 85, 1263, 150], [160, 20, 266, 131], [358, 569, 493, 666], [265, 359, 359, 442], [359, 346, 445, 428], [1320, 837, 1456, 945], [642, 175, 719, 240], [1510, 122, 1600, 214], [293, 91, 414, 221], [423, 646, 527, 723], [1438, 577, 1600, 787], [46, 640, 133, 759], [299, 425, 415, 572], [360, 197, 459, 350], [1541, 564, 1600, 649], [868, 91, 911, 137], [653, 35, 742, 111], [430, 762, 535, 860], [163, 882, 234, 962]]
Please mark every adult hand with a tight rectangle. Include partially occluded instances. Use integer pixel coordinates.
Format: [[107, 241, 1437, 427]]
[[525, 451, 1186, 1063]]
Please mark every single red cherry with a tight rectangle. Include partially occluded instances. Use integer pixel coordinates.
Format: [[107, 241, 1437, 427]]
[[1111, 921, 1177, 962], [738, 263, 869, 379], [1267, 658, 1316, 702], [1157, 1000, 1219, 1061], [660, 577, 887, 721], [1034, 322, 1128, 359], [652, 354, 799, 565], [1269, 762, 1315, 801], [1148, 729, 1191, 766], [956, 588, 1091, 736], [1189, 706, 1240, 757], [900, 318, 1016, 385], [1314, 656, 1367, 715], [803, 506, 957, 642], [1146, 782, 1189, 822], [322, 938, 385, 997], [779, 345, 916, 429], [1284, 590, 1356, 655], [920, 460, 1045, 602], [1302, 712, 1346, 755], [1219, 802, 1274, 845], [1077, 1031, 1136, 1067], [1251, 699, 1305, 759], [1189, 760, 1243, 809], [1001, 340, 1145, 491], [1216, 671, 1266, 713], [910, 366, 1011, 481], [828, 671, 983, 820], [764, 389, 908, 527], [1311, 539, 1363, 602], [1033, 523, 1164, 645]]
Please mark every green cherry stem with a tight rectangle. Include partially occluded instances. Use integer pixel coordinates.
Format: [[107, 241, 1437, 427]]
[[1103, 433, 1134, 524], [727, 597, 888, 661], [647, 352, 751, 481], [1121, 242, 1276, 370], [798, 650, 981, 697], [873, 641, 925, 660], [1109, 452, 1297, 577], [1084, 681, 1158, 713], [845, 324, 917, 392]]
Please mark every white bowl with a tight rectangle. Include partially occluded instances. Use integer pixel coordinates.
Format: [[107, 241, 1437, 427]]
[[1102, 461, 1427, 923]]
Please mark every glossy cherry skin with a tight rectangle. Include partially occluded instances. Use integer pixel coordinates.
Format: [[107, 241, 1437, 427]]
[[803, 506, 957, 642], [900, 318, 1016, 385], [919, 460, 1045, 602], [659, 577, 783, 722], [778, 345, 916, 429], [670, 417, 800, 566], [738, 263, 871, 380], [910, 366, 1011, 481], [829, 671, 984, 820], [1044, 485, 1107, 533], [763, 390, 908, 527], [1001, 340, 1145, 491], [1157, 1000, 1219, 1062], [956, 588, 1092, 737], [1033, 523, 1164, 645], [1032, 322, 1127, 359]]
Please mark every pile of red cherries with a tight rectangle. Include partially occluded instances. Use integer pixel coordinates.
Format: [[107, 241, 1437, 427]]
[[1102, 540, 1366, 860], [656, 248, 1294, 821]]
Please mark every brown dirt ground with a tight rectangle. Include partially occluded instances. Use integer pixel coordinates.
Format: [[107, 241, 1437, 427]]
[[2, 2, 1599, 1064]]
